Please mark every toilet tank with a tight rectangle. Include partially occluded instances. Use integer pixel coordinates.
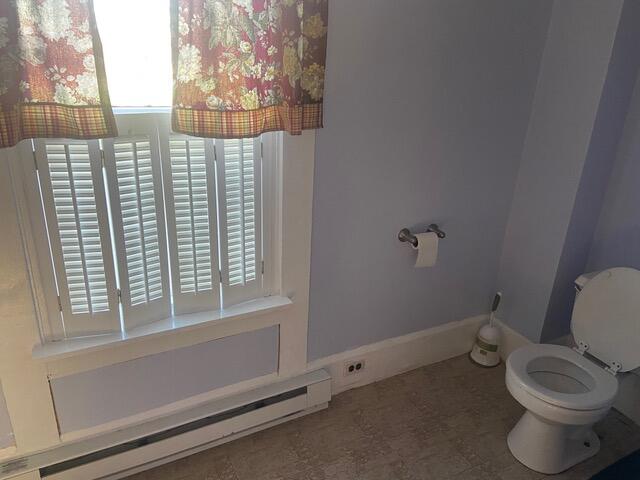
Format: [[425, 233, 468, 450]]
[[574, 271, 599, 292]]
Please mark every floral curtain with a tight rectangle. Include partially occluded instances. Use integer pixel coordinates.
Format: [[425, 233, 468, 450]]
[[171, 0, 328, 138], [0, 0, 116, 149]]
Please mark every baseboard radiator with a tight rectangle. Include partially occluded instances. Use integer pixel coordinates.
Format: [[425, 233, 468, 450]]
[[1, 370, 331, 480]]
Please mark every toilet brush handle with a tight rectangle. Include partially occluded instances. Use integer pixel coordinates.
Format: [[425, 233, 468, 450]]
[[491, 293, 502, 312], [490, 292, 502, 327]]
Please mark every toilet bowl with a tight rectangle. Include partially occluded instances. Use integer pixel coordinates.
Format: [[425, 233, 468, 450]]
[[506, 344, 617, 473], [505, 267, 640, 474]]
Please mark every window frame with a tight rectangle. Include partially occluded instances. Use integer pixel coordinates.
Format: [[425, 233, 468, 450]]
[[13, 111, 282, 345]]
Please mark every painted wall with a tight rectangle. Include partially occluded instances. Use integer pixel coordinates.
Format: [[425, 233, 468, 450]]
[[308, 0, 553, 359], [496, 0, 625, 342], [586, 71, 640, 426], [587, 75, 640, 273], [50, 326, 279, 434], [541, 0, 640, 342]]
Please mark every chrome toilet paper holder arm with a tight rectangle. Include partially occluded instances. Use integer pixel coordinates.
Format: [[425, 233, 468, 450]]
[[398, 224, 446, 247]]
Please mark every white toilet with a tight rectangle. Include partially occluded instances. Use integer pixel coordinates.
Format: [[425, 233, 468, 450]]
[[505, 267, 640, 474]]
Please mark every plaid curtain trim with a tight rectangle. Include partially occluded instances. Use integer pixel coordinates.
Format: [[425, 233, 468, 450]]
[[172, 103, 323, 139], [0, 103, 118, 148]]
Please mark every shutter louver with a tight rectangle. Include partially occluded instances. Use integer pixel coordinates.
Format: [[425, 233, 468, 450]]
[[34, 139, 119, 336], [27, 116, 274, 342], [171, 139, 212, 293], [115, 139, 162, 304], [160, 131, 220, 314], [216, 137, 263, 307], [104, 124, 170, 329]]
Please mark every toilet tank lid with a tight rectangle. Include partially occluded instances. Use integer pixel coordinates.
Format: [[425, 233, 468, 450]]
[[571, 267, 640, 373], [574, 271, 599, 290]]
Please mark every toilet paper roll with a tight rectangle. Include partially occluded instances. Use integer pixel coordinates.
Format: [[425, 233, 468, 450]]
[[412, 232, 439, 268]]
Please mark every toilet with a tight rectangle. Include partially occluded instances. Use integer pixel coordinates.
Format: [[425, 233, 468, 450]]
[[505, 267, 640, 474]]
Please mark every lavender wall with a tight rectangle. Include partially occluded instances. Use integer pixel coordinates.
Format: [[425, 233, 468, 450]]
[[51, 326, 279, 434], [587, 75, 640, 273], [308, 0, 552, 359], [541, 0, 640, 342], [496, 0, 625, 342], [585, 72, 640, 425]]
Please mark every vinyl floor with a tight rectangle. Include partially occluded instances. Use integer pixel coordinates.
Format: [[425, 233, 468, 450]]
[[125, 355, 640, 480]]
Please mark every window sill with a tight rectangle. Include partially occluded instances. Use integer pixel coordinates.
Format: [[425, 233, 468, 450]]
[[32, 296, 292, 362]]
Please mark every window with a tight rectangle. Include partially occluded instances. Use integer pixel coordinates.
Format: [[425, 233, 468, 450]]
[[93, 0, 172, 107], [21, 113, 278, 341]]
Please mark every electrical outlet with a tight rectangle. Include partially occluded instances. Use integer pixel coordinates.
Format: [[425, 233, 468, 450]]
[[344, 359, 366, 376]]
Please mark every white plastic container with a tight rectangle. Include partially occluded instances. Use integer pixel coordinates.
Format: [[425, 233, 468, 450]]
[[470, 323, 500, 367], [470, 292, 502, 367]]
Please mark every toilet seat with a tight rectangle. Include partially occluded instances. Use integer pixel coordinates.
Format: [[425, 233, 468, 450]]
[[572, 267, 640, 373], [506, 344, 618, 411]]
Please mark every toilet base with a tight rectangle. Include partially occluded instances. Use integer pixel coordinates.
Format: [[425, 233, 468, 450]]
[[507, 411, 600, 474]]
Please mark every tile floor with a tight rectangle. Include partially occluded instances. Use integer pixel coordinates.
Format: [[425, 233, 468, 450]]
[[125, 355, 640, 480]]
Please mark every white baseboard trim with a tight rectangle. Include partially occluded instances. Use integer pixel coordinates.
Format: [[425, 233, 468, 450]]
[[493, 318, 532, 360], [307, 315, 487, 395], [0, 371, 331, 480]]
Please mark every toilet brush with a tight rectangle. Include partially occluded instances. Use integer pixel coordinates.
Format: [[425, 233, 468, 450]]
[[470, 292, 502, 367]]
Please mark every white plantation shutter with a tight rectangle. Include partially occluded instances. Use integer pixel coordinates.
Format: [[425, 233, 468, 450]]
[[103, 118, 170, 328], [160, 130, 220, 314], [34, 139, 119, 336], [215, 137, 263, 307], [22, 114, 276, 343]]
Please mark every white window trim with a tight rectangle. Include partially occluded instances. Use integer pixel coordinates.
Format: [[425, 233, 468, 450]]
[[0, 130, 313, 449], [10, 111, 284, 353], [12, 140, 64, 340], [32, 295, 292, 362]]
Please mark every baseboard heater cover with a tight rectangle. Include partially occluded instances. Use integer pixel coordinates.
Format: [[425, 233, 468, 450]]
[[0, 370, 331, 480], [42, 387, 307, 477]]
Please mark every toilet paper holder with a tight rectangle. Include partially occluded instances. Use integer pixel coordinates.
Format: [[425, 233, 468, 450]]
[[398, 224, 446, 247]]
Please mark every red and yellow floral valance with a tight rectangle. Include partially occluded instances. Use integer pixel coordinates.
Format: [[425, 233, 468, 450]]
[[0, 0, 116, 149], [171, 0, 328, 138]]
